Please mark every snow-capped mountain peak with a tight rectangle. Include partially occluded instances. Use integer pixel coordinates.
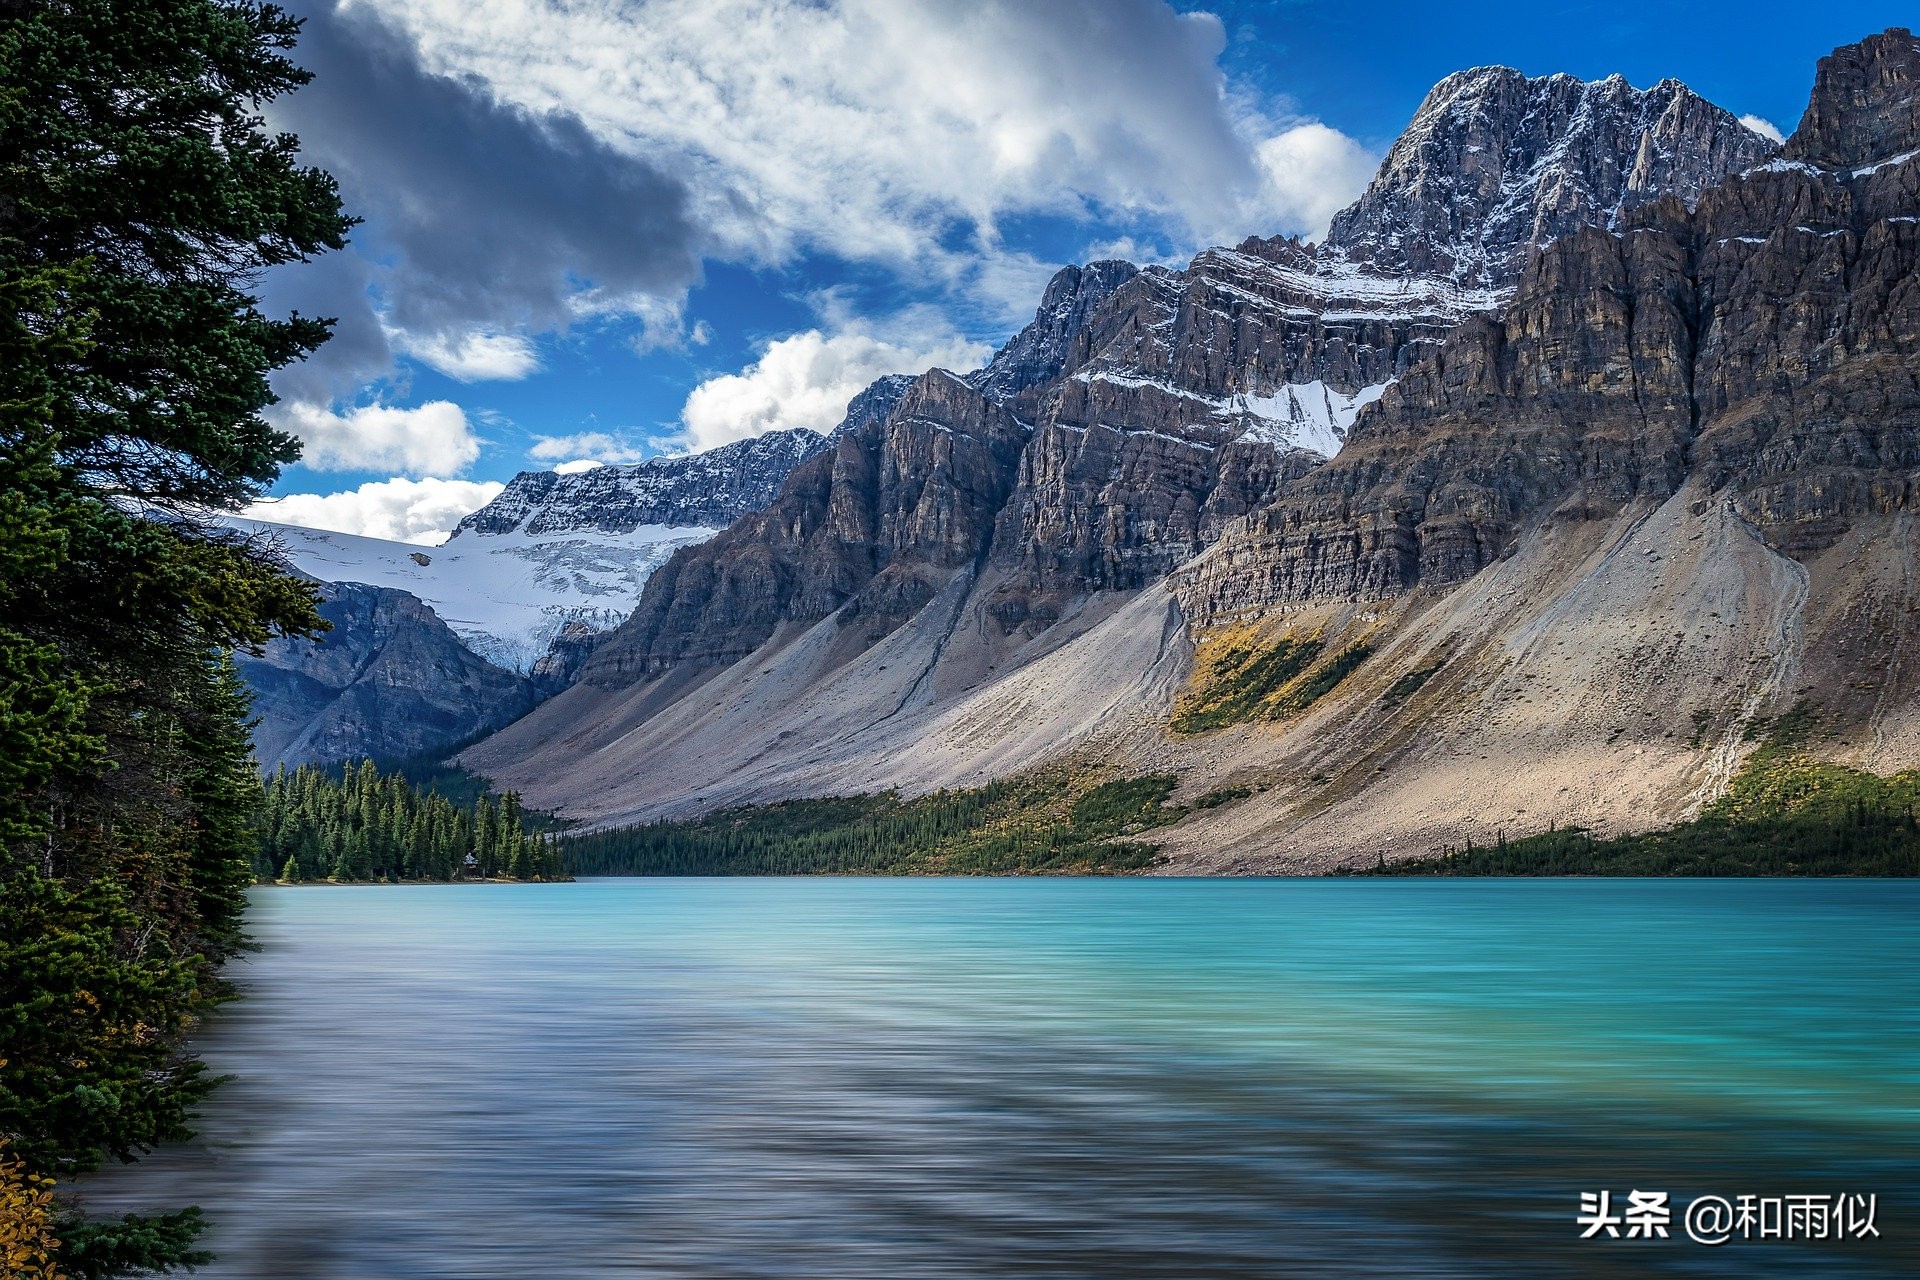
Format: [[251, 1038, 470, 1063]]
[[1324, 66, 1777, 289], [453, 427, 831, 539]]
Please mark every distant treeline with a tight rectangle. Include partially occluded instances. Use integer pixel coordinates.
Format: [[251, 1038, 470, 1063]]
[[260, 760, 567, 882], [562, 774, 1189, 875], [1364, 707, 1920, 877]]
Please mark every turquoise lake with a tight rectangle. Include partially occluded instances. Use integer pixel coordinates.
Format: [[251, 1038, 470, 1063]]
[[81, 878, 1918, 1277]]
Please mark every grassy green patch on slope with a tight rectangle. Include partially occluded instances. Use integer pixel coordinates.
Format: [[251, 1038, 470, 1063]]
[[1363, 706, 1920, 877], [1271, 643, 1374, 715], [563, 772, 1186, 876], [1170, 626, 1323, 733], [1382, 658, 1445, 703], [1170, 626, 1376, 734]]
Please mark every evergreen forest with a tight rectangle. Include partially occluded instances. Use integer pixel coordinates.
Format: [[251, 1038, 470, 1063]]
[[259, 762, 567, 883], [561, 772, 1189, 876]]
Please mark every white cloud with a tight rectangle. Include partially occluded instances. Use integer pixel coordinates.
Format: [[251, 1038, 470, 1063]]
[[552, 459, 604, 475], [279, 400, 481, 477], [392, 328, 542, 381], [1739, 114, 1786, 145], [1255, 124, 1380, 241], [356, 0, 1367, 270], [678, 325, 991, 452], [242, 476, 506, 544], [264, 0, 1380, 438], [1079, 235, 1186, 269], [528, 432, 647, 465]]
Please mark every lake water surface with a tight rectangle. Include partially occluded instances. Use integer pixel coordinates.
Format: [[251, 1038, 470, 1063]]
[[80, 878, 1917, 1277]]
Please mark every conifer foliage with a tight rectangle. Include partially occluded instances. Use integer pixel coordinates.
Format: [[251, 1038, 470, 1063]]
[[258, 762, 567, 883], [1, 2, 351, 1273]]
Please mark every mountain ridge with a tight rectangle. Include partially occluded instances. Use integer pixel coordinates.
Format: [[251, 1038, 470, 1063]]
[[461, 46, 1831, 843], [454, 427, 832, 538], [243, 579, 539, 772]]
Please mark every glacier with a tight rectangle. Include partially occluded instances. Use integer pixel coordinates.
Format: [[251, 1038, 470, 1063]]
[[230, 516, 715, 674]]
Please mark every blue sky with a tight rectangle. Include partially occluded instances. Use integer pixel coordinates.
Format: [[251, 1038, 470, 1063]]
[[249, 0, 1913, 541]]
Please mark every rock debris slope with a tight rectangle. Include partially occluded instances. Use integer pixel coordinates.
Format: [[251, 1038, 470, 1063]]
[[465, 53, 1796, 835]]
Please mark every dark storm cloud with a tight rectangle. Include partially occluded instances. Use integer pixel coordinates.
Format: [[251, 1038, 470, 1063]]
[[264, 0, 707, 403], [257, 241, 392, 408]]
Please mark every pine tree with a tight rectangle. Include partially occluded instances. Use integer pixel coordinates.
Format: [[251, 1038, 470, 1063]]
[[473, 799, 496, 879]]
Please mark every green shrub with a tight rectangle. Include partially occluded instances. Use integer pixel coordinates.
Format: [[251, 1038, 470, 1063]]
[[1195, 785, 1254, 810], [565, 770, 1187, 876], [1171, 627, 1322, 733], [1272, 644, 1373, 715], [1383, 660, 1444, 703]]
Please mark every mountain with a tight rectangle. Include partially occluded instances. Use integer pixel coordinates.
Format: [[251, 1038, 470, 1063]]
[[242, 426, 833, 674], [236, 516, 715, 676], [808, 69, 1773, 608], [1326, 67, 1775, 287], [461, 55, 1795, 831], [234, 427, 838, 767], [831, 374, 919, 437], [242, 580, 539, 772], [453, 428, 831, 537], [965, 259, 1142, 405], [1152, 27, 1920, 867]]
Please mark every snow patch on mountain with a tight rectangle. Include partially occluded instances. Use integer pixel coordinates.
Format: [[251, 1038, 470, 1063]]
[[232, 516, 715, 673], [1217, 380, 1390, 457]]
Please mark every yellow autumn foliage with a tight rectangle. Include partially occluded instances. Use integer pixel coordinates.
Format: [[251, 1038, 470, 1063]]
[[0, 1144, 65, 1280]]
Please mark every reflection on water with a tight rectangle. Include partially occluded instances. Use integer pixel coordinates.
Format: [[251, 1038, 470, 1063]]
[[77, 878, 1917, 1277]]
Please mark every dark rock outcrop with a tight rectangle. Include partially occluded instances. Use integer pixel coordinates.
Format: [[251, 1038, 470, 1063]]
[[584, 370, 1024, 683], [528, 619, 607, 695], [830, 373, 918, 436], [1782, 26, 1919, 169], [967, 260, 1141, 409], [244, 582, 539, 770]]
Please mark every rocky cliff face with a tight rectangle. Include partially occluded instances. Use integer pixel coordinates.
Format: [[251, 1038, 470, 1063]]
[[455, 427, 829, 537], [1177, 27, 1920, 622], [977, 68, 1768, 596], [1326, 68, 1774, 287], [585, 370, 1024, 682], [831, 374, 918, 436], [244, 581, 539, 771], [1784, 26, 1919, 169], [966, 260, 1141, 409]]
